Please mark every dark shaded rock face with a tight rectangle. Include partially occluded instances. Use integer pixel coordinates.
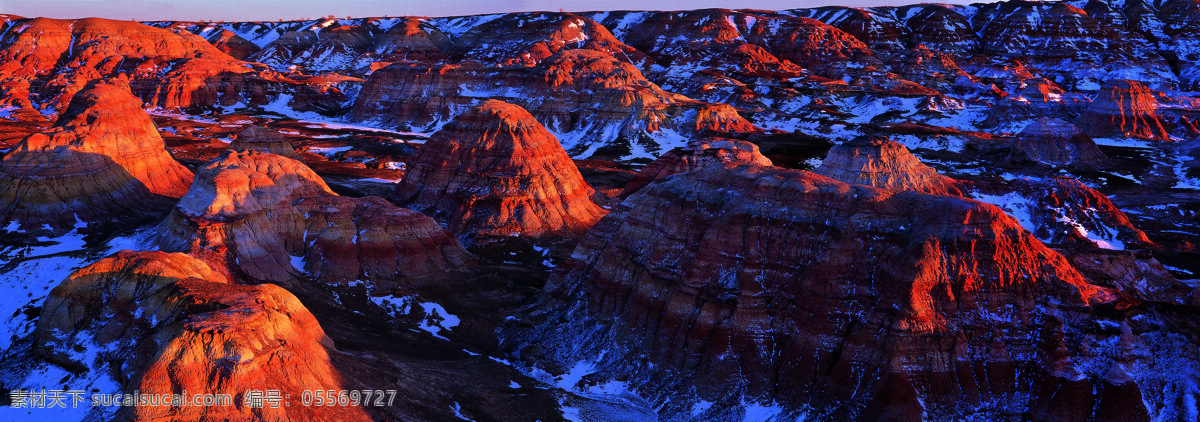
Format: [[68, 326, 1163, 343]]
[[620, 137, 772, 198], [396, 99, 607, 239], [231, 125, 302, 159], [503, 164, 1165, 420], [1079, 79, 1170, 140], [1010, 118, 1107, 167], [816, 134, 962, 196], [158, 149, 472, 287], [348, 48, 758, 158]]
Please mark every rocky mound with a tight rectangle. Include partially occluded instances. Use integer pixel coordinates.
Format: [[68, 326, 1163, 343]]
[[900, 5, 978, 56], [374, 18, 452, 63], [621, 137, 772, 197], [743, 15, 881, 77], [231, 125, 302, 159], [349, 49, 755, 158], [35, 251, 369, 421], [815, 134, 962, 195], [1010, 118, 1107, 166], [451, 12, 649, 67], [158, 149, 336, 281], [250, 21, 382, 74], [294, 195, 474, 288], [0, 17, 239, 112], [1079, 79, 1170, 140], [0, 17, 356, 116], [621, 9, 806, 80], [508, 164, 1124, 420], [790, 7, 908, 57], [887, 45, 980, 95], [990, 176, 1152, 249], [0, 80, 193, 231], [396, 100, 606, 239], [159, 149, 471, 285], [982, 79, 1092, 126]]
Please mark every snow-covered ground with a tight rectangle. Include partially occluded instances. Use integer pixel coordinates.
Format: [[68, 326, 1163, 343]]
[[0, 226, 145, 421]]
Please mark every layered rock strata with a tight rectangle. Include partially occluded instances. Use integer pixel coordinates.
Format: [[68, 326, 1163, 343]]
[[815, 134, 962, 195], [35, 251, 370, 421], [0, 80, 193, 231], [396, 100, 606, 239], [509, 164, 1122, 420], [620, 137, 772, 197], [158, 150, 471, 286]]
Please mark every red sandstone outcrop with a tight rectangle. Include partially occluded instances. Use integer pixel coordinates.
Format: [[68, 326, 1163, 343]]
[[0, 16, 356, 116], [621, 137, 772, 197], [1078, 79, 1170, 140], [790, 7, 908, 57], [231, 125, 302, 159], [158, 149, 471, 285], [148, 23, 261, 60], [815, 134, 962, 195], [511, 164, 1118, 419], [0, 80, 193, 231], [0, 17, 240, 112], [743, 15, 881, 77], [624, 10, 880, 79], [202, 29, 262, 60], [396, 100, 606, 239], [35, 251, 369, 421], [451, 12, 649, 67], [1009, 118, 1108, 166]]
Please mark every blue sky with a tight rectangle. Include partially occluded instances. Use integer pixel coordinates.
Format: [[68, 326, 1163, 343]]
[[1, 0, 982, 21]]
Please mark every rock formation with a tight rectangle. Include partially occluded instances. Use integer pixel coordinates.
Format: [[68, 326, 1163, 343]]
[[887, 45, 980, 95], [968, 2, 1174, 90], [0, 80, 193, 231], [621, 9, 806, 80], [1002, 176, 1152, 249], [231, 125, 303, 159], [1079, 79, 1170, 140], [374, 18, 452, 64], [396, 100, 606, 239], [900, 5, 978, 56], [0, 16, 356, 116], [451, 12, 649, 67], [158, 149, 471, 285], [509, 164, 1121, 420], [294, 195, 474, 288], [982, 79, 1092, 126], [35, 251, 370, 421], [790, 7, 908, 57], [158, 149, 336, 281], [621, 137, 772, 197], [815, 134, 962, 195], [349, 48, 755, 157], [1010, 118, 1108, 166]]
